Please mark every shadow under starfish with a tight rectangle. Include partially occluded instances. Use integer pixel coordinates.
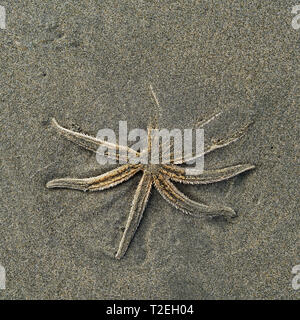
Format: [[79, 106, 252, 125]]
[[46, 86, 255, 259]]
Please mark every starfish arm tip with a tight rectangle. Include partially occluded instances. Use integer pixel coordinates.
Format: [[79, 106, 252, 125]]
[[45, 178, 88, 191], [115, 253, 122, 260], [46, 180, 55, 188], [115, 246, 126, 259], [50, 118, 58, 126], [242, 163, 256, 173], [220, 206, 237, 220]]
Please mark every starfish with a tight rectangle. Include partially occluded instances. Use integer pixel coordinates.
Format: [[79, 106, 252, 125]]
[[46, 86, 255, 259]]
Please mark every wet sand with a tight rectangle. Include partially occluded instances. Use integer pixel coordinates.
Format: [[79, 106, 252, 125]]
[[0, 0, 299, 299]]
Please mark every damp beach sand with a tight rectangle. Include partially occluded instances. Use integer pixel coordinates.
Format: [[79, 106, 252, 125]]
[[0, 1, 299, 299]]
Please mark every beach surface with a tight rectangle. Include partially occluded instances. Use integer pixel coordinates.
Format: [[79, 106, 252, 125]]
[[0, 0, 299, 299]]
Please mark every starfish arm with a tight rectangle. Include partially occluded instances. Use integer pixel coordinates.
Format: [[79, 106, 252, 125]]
[[193, 111, 222, 129], [160, 163, 255, 184], [115, 171, 153, 259], [168, 122, 253, 164], [46, 164, 142, 191], [159, 111, 222, 160], [149, 84, 161, 129], [50, 118, 139, 161], [153, 173, 236, 219]]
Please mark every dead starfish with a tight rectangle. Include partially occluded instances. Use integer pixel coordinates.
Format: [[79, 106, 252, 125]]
[[46, 86, 255, 259]]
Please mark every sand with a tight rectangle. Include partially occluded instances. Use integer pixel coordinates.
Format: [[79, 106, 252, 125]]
[[0, 0, 299, 299]]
